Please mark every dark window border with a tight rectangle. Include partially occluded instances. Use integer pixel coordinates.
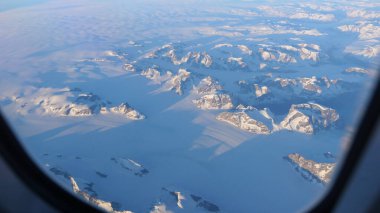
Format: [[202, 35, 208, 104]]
[[0, 114, 103, 212], [309, 75, 380, 212], [0, 75, 379, 212]]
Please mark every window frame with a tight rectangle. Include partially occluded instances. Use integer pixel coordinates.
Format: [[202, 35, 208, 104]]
[[0, 114, 103, 212]]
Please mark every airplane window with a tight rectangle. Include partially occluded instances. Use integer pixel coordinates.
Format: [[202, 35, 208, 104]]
[[0, 0, 379, 212]]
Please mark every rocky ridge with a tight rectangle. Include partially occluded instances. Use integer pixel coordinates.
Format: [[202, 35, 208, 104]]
[[286, 153, 335, 184]]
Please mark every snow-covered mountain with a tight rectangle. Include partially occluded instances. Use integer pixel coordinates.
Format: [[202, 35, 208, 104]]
[[70, 177, 133, 213], [286, 153, 335, 185], [6, 87, 145, 120], [216, 110, 271, 134], [279, 103, 339, 134], [235, 75, 359, 105], [214, 102, 338, 135]]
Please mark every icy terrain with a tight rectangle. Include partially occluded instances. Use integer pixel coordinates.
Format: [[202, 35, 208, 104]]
[[0, 0, 379, 212]]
